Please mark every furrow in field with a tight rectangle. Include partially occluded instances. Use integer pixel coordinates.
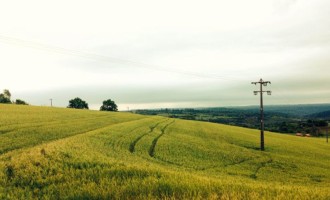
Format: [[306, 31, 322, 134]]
[[129, 119, 169, 153], [148, 120, 175, 157]]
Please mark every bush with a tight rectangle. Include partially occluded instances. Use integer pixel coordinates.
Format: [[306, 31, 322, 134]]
[[15, 99, 28, 105]]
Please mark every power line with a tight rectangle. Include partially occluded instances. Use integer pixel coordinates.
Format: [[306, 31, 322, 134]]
[[0, 34, 239, 81], [252, 78, 271, 151]]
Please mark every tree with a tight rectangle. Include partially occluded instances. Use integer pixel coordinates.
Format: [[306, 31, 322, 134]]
[[0, 89, 11, 104], [0, 94, 11, 103], [100, 99, 118, 111], [15, 99, 28, 105], [3, 89, 11, 99], [67, 97, 89, 109]]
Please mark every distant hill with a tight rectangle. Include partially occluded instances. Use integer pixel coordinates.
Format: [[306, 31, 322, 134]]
[[136, 104, 330, 134], [231, 104, 330, 117], [306, 110, 330, 119]]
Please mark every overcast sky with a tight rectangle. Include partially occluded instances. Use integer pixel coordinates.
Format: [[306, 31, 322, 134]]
[[0, 0, 329, 110]]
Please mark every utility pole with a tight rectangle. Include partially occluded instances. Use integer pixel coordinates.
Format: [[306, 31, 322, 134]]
[[251, 78, 271, 151], [50, 98, 53, 107], [326, 127, 328, 143]]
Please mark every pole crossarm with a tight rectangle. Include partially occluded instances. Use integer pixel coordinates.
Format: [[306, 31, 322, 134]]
[[253, 90, 272, 95], [251, 80, 271, 85]]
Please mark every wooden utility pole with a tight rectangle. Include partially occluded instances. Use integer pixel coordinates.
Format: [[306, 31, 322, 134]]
[[252, 78, 271, 151], [50, 98, 53, 107]]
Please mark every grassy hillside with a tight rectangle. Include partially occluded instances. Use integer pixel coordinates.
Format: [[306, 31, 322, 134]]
[[0, 104, 329, 199]]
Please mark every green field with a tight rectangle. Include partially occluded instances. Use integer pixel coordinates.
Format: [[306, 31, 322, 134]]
[[0, 104, 329, 199]]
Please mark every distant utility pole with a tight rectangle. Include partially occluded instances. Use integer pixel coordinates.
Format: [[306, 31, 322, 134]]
[[50, 98, 53, 107], [326, 127, 328, 143], [251, 78, 271, 151]]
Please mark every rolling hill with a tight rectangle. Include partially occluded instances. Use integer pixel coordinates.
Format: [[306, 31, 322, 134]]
[[0, 104, 329, 199], [306, 110, 330, 120]]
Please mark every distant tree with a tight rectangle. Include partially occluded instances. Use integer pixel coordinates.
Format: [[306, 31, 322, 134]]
[[0, 94, 11, 103], [15, 99, 28, 105], [67, 97, 89, 109], [100, 99, 118, 111], [3, 89, 11, 99], [0, 89, 12, 104]]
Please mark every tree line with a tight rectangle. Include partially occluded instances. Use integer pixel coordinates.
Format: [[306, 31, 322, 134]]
[[0, 89, 118, 112], [0, 89, 28, 105]]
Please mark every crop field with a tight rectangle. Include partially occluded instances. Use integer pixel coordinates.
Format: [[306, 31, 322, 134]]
[[0, 104, 329, 199]]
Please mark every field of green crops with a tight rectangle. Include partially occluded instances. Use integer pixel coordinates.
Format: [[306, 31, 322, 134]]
[[0, 104, 329, 199]]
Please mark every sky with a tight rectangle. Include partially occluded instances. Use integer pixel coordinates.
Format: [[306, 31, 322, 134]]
[[0, 0, 329, 110]]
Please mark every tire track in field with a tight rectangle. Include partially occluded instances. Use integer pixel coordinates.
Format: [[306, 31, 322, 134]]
[[107, 122, 151, 151], [129, 119, 169, 153], [148, 120, 175, 157], [0, 115, 115, 136], [224, 157, 253, 168], [250, 155, 273, 179], [0, 123, 115, 155], [1, 115, 112, 128], [0, 118, 147, 156]]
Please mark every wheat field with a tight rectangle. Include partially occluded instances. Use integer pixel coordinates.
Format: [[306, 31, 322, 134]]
[[0, 104, 329, 199]]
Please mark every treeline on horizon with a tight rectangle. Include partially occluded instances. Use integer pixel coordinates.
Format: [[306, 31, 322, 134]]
[[0, 89, 28, 105], [0, 89, 119, 112], [134, 105, 330, 136]]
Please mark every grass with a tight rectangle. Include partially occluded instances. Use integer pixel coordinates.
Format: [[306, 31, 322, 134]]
[[0, 104, 329, 199]]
